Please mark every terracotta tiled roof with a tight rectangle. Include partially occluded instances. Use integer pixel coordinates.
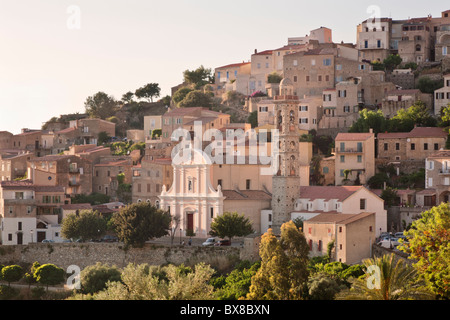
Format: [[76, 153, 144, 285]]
[[306, 212, 374, 224], [335, 132, 374, 141], [216, 62, 250, 69], [95, 160, 130, 167], [61, 203, 92, 210], [223, 190, 272, 201], [427, 150, 450, 158], [416, 189, 436, 195], [408, 127, 448, 138], [377, 132, 409, 139], [252, 50, 273, 56], [299, 186, 363, 201]]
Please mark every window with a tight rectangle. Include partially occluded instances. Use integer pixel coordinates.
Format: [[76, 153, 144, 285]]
[[424, 143, 428, 151], [147, 184, 150, 192], [27, 206, 32, 214], [343, 106, 350, 113], [396, 143, 400, 151], [323, 59, 332, 66], [210, 207, 214, 219], [218, 179, 222, 187], [359, 64, 366, 70], [309, 240, 313, 251], [435, 143, 439, 151], [306, 76, 310, 82], [336, 64, 342, 71], [364, 40, 368, 48], [360, 198, 367, 210], [340, 155, 345, 163], [357, 155, 362, 163], [293, 76, 298, 82], [18, 222, 22, 231], [411, 143, 416, 151], [300, 106, 308, 112], [339, 226, 342, 233], [15, 192, 24, 200], [311, 59, 316, 66], [137, 184, 141, 193], [323, 167, 329, 174], [369, 226, 373, 232], [246, 179, 251, 190], [318, 75, 322, 82], [325, 75, 330, 82], [318, 240, 322, 252], [8, 234, 12, 241], [293, 60, 298, 66], [384, 143, 388, 151], [340, 170, 345, 177], [377, 40, 381, 48], [443, 46, 447, 56]]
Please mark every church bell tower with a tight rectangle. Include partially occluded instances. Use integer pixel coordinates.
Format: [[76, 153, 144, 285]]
[[271, 78, 301, 235]]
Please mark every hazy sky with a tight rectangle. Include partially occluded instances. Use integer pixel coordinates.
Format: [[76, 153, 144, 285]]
[[0, 0, 448, 134]]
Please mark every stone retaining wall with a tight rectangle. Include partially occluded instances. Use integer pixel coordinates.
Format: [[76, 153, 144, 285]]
[[0, 243, 244, 271]]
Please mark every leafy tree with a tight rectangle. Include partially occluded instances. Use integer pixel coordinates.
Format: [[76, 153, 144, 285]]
[[178, 90, 212, 108], [34, 264, 65, 291], [399, 203, 450, 298], [247, 111, 258, 128], [389, 101, 437, 132], [308, 273, 346, 300], [89, 263, 216, 300], [183, 65, 213, 88], [135, 83, 161, 103], [246, 221, 310, 300], [417, 77, 444, 94], [172, 87, 193, 105], [381, 187, 399, 207], [112, 202, 171, 248], [1, 265, 23, 286], [267, 72, 283, 84], [71, 192, 111, 205], [97, 131, 110, 145], [160, 95, 171, 106], [383, 54, 402, 71], [121, 91, 135, 104], [336, 254, 434, 300], [348, 109, 389, 135], [61, 210, 107, 241], [80, 263, 122, 295], [85, 92, 118, 119], [215, 262, 261, 300], [209, 212, 254, 242]]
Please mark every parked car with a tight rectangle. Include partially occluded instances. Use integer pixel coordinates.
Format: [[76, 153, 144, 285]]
[[102, 235, 119, 243], [42, 239, 54, 243], [214, 239, 231, 246], [377, 238, 400, 249], [202, 238, 216, 246]]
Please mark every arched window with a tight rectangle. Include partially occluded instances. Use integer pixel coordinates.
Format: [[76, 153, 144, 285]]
[[416, 44, 422, 52]]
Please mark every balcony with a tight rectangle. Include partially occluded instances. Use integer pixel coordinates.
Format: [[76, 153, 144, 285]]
[[336, 148, 364, 154], [3, 198, 35, 205], [68, 180, 80, 187], [69, 167, 80, 174], [439, 169, 450, 175]]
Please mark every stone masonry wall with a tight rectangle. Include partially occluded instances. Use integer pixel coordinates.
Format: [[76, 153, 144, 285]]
[[0, 243, 246, 271]]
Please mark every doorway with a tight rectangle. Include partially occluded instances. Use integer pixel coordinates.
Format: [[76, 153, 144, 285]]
[[17, 232, 23, 245]]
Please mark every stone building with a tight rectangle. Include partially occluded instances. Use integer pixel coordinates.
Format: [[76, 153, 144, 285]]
[[425, 150, 450, 204], [27, 155, 93, 197], [356, 18, 392, 62], [434, 73, 450, 115], [0, 153, 32, 182], [0, 180, 67, 245], [214, 62, 251, 96], [303, 212, 376, 264], [93, 157, 133, 201], [334, 132, 376, 186]]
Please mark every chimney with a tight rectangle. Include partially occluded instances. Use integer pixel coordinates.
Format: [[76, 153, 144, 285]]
[[254, 49, 257, 54]]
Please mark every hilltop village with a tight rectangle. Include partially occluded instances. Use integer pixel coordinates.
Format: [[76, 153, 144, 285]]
[[0, 9, 450, 270]]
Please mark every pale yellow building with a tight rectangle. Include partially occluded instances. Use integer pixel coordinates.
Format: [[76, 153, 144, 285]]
[[335, 132, 375, 186]]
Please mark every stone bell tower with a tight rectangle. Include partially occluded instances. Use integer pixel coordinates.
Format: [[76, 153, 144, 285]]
[[271, 78, 301, 235]]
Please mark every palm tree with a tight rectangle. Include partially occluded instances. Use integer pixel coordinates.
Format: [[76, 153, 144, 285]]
[[336, 254, 434, 300]]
